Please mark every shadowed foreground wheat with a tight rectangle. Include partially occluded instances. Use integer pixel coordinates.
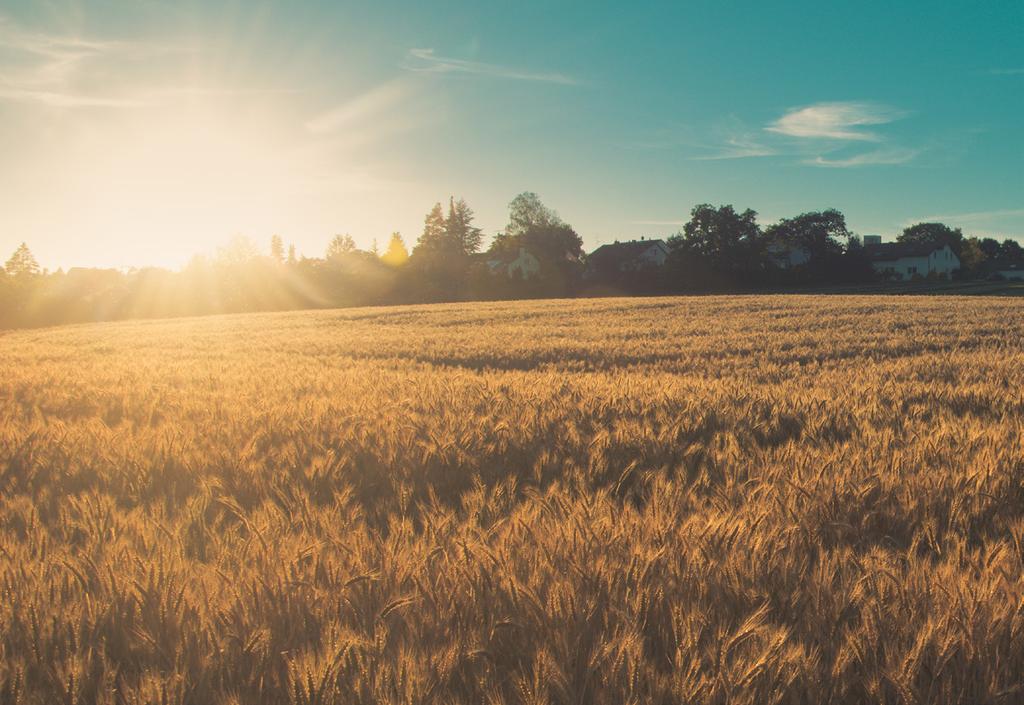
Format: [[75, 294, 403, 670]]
[[0, 295, 1022, 704]]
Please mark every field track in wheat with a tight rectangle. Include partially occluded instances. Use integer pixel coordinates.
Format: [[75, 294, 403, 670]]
[[1, 295, 1022, 704]]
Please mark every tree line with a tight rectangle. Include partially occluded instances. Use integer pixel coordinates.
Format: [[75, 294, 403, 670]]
[[2, 193, 1021, 328]]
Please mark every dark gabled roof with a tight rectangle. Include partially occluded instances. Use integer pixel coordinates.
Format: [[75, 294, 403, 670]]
[[588, 239, 667, 266], [864, 242, 950, 261]]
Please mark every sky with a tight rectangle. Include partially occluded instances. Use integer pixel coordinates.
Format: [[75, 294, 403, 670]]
[[0, 0, 1021, 270]]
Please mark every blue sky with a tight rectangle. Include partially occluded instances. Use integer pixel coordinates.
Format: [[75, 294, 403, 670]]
[[1, 0, 1021, 268]]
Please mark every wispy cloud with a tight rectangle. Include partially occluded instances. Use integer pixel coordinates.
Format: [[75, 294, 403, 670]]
[[0, 15, 210, 109], [907, 208, 1024, 226], [0, 16, 145, 108], [404, 48, 577, 85], [767, 101, 906, 141], [669, 102, 916, 166], [690, 134, 777, 160], [806, 147, 920, 168]]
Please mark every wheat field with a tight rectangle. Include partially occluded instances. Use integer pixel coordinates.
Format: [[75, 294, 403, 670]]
[[1, 295, 1022, 704]]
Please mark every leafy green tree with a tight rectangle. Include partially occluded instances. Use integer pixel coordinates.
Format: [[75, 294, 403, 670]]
[[4, 242, 40, 278], [899, 222, 964, 256], [765, 210, 849, 262], [978, 237, 1002, 260], [504, 192, 563, 239], [488, 192, 584, 296], [1000, 239, 1023, 260], [667, 204, 764, 287], [959, 237, 986, 274]]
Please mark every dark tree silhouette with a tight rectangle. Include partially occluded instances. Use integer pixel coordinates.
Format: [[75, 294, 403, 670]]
[[413, 203, 448, 255], [764, 210, 853, 283], [486, 192, 584, 296], [899, 222, 964, 256], [446, 198, 484, 255], [959, 238, 986, 274], [978, 238, 1002, 260], [504, 192, 563, 239], [408, 199, 484, 301], [1000, 239, 1023, 260], [668, 204, 764, 288], [765, 210, 849, 261]]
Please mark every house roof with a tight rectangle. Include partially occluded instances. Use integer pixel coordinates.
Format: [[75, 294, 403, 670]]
[[864, 242, 950, 261], [588, 239, 667, 266]]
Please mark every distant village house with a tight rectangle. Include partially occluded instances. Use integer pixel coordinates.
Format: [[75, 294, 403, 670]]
[[587, 238, 669, 276], [485, 247, 541, 279], [865, 241, 960, 281]]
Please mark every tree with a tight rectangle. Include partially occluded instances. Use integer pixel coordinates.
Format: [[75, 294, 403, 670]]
[[667, 204, 764, 287], [1000, 239, 1023, 260], [446, 197, 483, 255], [959, 237, 985, 274], [412, 198, 482, 258], [381, 233, 409, 267], [4, 243, 40, 278], [326, 234, 358, 261], [763, 210, 852, 283], [217, 235, 260, 265], [486, 193, 584, 296], [505, 192, 562, 239], [899, 222, 964, 256], [978, 238, 1002, 260], [287, 244, 297, 265], [413, 203, 448, 255], [765, 210, 849, 262], [270, 235, 285, 263]]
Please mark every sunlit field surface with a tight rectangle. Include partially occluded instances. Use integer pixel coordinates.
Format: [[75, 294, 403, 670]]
[[1, 295, 1023, 704]]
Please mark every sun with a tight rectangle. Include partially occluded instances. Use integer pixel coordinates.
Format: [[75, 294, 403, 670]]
[[46, 96, 310, 269]]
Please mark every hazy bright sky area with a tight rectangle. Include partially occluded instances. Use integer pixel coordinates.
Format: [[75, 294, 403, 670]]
[[1, 0, 1022, 269]]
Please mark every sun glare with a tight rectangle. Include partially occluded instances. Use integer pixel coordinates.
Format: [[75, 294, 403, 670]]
[[53, 97, 311, 269]]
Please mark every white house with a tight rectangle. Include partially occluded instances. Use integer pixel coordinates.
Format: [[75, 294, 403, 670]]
[[486, 247, 541, 279], [587, 239, 669, 275], [866, 242, 960, 281]]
